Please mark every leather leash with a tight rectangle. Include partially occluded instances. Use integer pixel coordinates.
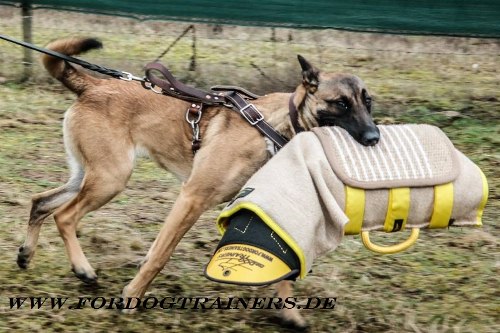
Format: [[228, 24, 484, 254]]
[[0, 34, 291, 154], [0, 34, 144, 82]]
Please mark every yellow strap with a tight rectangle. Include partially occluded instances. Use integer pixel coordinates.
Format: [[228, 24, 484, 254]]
[[343, 186, 365, 235], [476, 167, 489, 226], [429, 183, 454, 228], [383, 187, 410, 232]]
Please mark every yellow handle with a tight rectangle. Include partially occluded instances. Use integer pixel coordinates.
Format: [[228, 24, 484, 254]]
[[361, 228, 420, 254]]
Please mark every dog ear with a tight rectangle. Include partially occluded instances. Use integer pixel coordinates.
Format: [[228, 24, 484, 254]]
[[297, 55, 319, 94]]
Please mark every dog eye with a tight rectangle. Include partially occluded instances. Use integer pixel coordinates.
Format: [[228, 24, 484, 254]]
[[365, 97, 372, 108], [325, 99, 349, 111], [336, 100, 348, 110]]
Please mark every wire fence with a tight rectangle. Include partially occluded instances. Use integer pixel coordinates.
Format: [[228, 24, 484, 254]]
[[0, 6, 499, 113]]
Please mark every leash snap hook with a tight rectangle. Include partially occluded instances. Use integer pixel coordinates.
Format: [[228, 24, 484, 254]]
[[120, 71, 146, 82], [192, 124, 200, 141], [185, 104, 203, 154]]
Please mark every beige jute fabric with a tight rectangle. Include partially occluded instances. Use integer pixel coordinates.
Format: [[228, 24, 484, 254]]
[[218, 125, 487, 275], [312, 124, 460, 189]]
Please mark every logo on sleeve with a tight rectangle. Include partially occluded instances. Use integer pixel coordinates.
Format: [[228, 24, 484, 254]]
[[227, 187, 254, 206]]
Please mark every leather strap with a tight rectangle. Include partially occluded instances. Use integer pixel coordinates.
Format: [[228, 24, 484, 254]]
[[185, 103, 203, 154], [211, 85, 260, 100], [289, 93, 305, 134], [225, 92, 289, 150], [144, 62, 226, 105]]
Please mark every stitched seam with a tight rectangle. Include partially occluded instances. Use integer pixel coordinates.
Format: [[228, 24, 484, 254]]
[[234, 216, 253, 233], [270, 232, 288, 254]]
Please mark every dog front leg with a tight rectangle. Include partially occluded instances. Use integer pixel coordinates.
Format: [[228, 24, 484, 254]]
[[276, 280, 309, 331], [121, 183, 212, 309]]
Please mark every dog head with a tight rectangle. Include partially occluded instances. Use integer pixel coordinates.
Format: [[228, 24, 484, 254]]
[[294, 55, 379, 146]]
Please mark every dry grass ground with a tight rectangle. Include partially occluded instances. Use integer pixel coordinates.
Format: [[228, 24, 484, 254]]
[[0, 6, 499, 333]]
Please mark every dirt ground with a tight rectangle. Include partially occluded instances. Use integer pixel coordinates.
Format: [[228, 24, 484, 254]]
[[0, 6, 499, 333]]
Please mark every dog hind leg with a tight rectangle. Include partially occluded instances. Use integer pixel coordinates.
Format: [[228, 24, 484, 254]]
[[17, 157, 84, 269], [52, 164, 132, 284]]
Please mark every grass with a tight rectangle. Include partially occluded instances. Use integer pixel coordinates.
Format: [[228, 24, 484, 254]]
[[0, 6, 499, 333]]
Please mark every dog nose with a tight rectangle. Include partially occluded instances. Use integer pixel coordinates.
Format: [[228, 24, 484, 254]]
[[361, 129, 380, 146]]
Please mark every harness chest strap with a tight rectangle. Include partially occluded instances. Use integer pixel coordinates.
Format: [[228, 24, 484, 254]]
[[224, 91, 289, 150]]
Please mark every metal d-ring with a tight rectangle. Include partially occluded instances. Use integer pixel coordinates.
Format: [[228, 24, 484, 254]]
[[141, 80, 163, 94]]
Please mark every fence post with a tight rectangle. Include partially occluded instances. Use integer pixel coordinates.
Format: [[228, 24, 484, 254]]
[[20, 0, 33, 82]]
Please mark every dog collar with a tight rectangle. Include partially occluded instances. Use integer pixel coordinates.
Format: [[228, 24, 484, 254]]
[[289, 93, 305, 134]]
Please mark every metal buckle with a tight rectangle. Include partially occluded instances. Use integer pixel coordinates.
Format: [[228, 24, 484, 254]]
[[239, 104, 263, 125]]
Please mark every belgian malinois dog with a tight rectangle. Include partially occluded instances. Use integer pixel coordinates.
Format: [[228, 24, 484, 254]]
[[17, 37, 379, 329]]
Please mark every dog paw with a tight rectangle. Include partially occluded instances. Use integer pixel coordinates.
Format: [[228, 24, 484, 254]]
[[280, 318, 310, 332], [116, 297, 135, 314], [72, 267, 98, 285], [17, 246, 31, 269], [120, 307, 137, 315], [278, 308, 310, 332]]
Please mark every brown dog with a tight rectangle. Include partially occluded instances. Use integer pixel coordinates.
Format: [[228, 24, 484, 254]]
[[17, 37, 379, 329]]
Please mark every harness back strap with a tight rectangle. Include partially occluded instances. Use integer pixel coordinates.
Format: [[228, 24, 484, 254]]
[[0, 34, 292, 153], [144, 62, 225, 105], [211, 85, 260, 100], [224, 91, 289, 149]]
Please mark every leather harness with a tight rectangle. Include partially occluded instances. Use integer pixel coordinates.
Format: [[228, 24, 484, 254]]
[[143, 62, 301, 154]]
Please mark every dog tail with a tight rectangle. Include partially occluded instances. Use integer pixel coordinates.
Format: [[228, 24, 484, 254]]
[[42, 37, 103, 94]]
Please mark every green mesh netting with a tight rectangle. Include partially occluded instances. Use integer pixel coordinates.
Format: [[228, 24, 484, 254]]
[[2, 0, 500, 38]]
